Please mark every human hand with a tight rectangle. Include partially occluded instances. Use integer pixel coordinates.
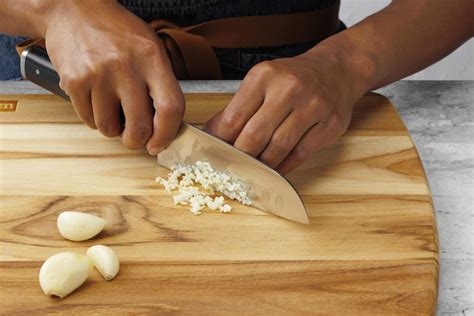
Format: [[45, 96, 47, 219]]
[[205, 51, 361, 175], [44, 0, 184, 153]]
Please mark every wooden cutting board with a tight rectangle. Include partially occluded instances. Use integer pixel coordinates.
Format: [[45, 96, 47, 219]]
[[0, 93, 438, 315]]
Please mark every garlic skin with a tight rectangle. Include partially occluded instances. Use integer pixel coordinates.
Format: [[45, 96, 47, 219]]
[[87, 245, 119, 281], [57, 211, 106, 241], [39, 252, 93, 299]]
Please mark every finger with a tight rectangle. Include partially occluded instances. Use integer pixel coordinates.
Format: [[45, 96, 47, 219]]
[[204, 75, 264, 143], [276, 118, 341, 175], [91, 85, 122, 137], [146, 74, 185, 155], [69, 90, 96, 129], [118, 82, 154, 149], [233, 96, 292, 157], [258, 110, 318, 168], [63, 78, 96, 130]]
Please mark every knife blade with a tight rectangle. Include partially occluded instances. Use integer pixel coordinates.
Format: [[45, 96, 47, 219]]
[[158, 122, 309, 224]]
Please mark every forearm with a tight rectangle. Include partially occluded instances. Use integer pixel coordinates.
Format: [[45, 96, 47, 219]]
[[0, 0, 119, 38], [306, 0, 474, 100], [0, 0, 56, 37]]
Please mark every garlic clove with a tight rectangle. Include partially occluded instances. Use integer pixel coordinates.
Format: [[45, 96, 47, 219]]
[[57, 211, 106, 241], [87, 245, 119, 281], [39, 252, 93, 299]]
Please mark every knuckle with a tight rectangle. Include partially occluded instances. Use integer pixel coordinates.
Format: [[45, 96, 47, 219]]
[[242, 124, 265, 139], [125, 122, 153, 146], [206, 114, 239, 142], [241, 125, 267, 145], [156, 100, 184, 118], [220, 110, 244, 131], [104, 52, 132, 75], [284, 73, 304, 91], [303, 93, 333, 118], [306, 97, 327, 118], [272, 132, 295, 152], [292, 145, 308, 163], [80, 59, 100, 78], [250, 60, 276, 78], [60, 64, 102, 92], [276, 73, 305, 99], [85, 65, 101, 80], [328, 113, 347, 133], [58, 73, 72, 90], [59, 74, 85, 92], [139, 39, 162, 58], [244, 120, 268, 138], [307, 96, 321, 109]]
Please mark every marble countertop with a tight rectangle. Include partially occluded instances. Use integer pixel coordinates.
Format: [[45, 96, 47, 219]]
[[1, 80, 473, 315]]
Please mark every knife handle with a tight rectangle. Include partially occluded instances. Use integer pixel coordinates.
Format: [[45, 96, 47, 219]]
[[20, 45, 125, 124], [20, 45, 69, 100]]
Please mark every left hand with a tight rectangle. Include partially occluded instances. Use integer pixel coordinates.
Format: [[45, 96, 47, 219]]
[[204, 52, 357, 175]]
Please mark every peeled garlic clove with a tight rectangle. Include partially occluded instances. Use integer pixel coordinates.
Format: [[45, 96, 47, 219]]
[[87, 245, 119, 281], [57, 211, 106, 241], [39, 252, 93, 299]]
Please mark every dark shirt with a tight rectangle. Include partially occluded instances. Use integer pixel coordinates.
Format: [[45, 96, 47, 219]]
[[118, 0, 339, 25], [118, 0, 344, 79]]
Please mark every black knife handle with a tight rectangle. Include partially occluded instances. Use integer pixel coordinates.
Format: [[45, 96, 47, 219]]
[[20, 45, 69, 100]]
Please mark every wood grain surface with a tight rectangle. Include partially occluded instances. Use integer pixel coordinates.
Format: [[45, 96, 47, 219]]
[[0, 93, 438, 315]]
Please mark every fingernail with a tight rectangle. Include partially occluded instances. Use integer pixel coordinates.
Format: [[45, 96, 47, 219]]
[[149, 147, 164, 155]]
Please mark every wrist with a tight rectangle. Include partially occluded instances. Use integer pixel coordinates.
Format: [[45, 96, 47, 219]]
[[0, 0, 60, 37], [34, 0, 118, 38], [27, 0, 62, 37], [303, 33, 378, 102]]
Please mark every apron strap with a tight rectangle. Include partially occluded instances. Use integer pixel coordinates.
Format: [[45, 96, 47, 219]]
[[151, 4, 340, 79], [183, 5, 340, 48], [157, 28, 223, 80]]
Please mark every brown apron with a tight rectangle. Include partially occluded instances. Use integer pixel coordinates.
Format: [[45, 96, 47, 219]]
[[17, 4, 340, 80]]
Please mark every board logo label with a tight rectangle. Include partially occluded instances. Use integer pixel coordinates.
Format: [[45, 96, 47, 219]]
[[0, 100, 18, 112]]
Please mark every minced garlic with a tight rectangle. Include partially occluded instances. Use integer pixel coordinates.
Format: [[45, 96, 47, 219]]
[[156, 161, 252, 215]]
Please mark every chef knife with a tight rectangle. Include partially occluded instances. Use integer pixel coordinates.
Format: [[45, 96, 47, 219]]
[[20, 44, 310, 224]]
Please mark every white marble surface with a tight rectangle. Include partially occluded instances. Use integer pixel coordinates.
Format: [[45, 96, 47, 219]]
[[1, 80, 473, 315], [377, 82, 474, 316]]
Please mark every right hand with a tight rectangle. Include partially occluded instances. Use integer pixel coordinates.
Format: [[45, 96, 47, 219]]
[[44, 0, 184, 154]]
